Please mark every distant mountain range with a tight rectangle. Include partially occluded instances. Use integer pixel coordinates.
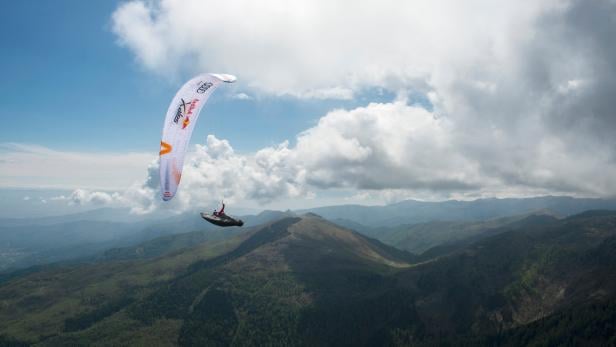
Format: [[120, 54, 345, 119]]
[[0, 209, 294, 272], [300, 195, 616, 226], [1, 210, 615, 345], [2, 196, 616, 273]]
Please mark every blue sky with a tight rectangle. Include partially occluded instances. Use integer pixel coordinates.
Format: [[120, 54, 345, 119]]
[[1, 0, 147, 151], [1, 0, 615, 218], [0, 0, 395, 153]]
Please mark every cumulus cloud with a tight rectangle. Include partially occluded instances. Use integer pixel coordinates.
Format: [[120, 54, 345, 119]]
[[52, 189, 120, 206], [293, 101, 482, 190], [155, 135, 307, 211], [56, 0, 616, 212], [60, 97, 616, 214], [111, 0, 559, 97], [231, 92, 253, 100], [61, 136, 305, 214], [111, 0, 616, 144], [118, 102, 486, 213], [288, 99, 616, 198]]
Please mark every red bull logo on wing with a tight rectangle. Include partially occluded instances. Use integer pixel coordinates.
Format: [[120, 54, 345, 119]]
[[182, 99, 199, 129]]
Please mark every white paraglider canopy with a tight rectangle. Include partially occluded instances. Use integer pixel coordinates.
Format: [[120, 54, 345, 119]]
[[159, 73, 236, 201]]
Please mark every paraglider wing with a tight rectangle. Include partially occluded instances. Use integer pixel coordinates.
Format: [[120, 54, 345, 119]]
[[159, 73, 236, 201]]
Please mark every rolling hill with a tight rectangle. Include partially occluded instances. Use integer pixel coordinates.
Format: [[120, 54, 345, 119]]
[[0, 211, 615, 345], [4, 196, 615, 274], [0, 210, 294, 272], [0, 215, 413, 345]]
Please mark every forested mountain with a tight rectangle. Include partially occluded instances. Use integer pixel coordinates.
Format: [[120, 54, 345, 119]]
[[1, 211, 615, 345], [4, 196, 615, 273]]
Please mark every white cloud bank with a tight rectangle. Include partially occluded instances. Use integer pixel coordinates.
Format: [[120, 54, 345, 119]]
[[110, 0, 616, 138], [111, 0, 557, 99], [34, 0, 616, 212], [50, 98, 616, 214]]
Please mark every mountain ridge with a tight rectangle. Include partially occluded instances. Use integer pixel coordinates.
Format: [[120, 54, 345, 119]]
[[298, 195, 616, 227], [1, 209, 616, 345]]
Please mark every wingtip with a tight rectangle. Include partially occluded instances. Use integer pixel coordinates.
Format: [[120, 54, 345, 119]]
[[209, 73, 237, 83]]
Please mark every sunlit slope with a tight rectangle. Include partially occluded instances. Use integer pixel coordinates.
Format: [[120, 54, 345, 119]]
[[0, 215, 413, 345], [129, 215, 415, 345]]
